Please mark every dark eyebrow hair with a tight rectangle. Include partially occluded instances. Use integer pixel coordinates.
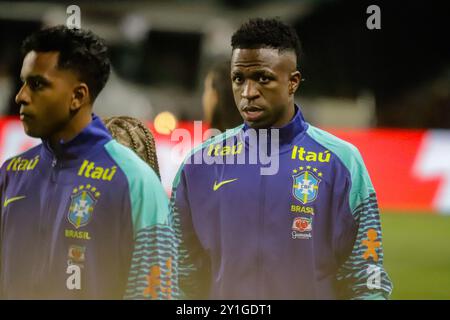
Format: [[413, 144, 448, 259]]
[[253, 69, 275, 76], [232, 65, 274, 71], [20, 74, 51, 84], [231, 68, 276, 76]]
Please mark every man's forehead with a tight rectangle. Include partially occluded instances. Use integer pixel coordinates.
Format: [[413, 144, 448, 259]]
[[231, 48, 296, 70], [21, 51, 60, 78]]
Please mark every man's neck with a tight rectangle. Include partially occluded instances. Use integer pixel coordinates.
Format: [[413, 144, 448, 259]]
[[272, 103, 296, 128], [48, 111, 92, 150]]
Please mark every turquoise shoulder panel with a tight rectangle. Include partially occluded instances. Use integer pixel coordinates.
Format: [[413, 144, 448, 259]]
[[306, 125, 374, 213], [105, 140, 169, 234]]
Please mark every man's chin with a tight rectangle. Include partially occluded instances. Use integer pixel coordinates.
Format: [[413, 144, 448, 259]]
[[244, 119, 272, 130], [22, 126, 41, 139]]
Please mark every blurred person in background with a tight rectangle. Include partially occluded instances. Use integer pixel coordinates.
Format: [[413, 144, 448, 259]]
[[0, 25, 176, 299], [202, 59, 242, 133], [0, 63, 12, 115], [172, 18, 392, 299]]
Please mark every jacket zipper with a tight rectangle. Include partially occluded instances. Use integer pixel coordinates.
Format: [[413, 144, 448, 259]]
[[257, 173, 266, 299], [34, 156, 59, 296]]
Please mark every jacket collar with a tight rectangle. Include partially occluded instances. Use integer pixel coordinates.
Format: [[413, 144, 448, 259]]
[[41, 114, 112, 165], [241, 104, 308, 151]]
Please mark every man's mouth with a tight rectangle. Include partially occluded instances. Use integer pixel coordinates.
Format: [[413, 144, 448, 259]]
[[19, 112, 33, 121], [241, 105, 264, 122]]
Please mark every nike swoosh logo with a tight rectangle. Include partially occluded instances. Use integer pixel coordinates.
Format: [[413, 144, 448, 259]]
[[3, 196, 26, 208], [213, 178, 238, 191]]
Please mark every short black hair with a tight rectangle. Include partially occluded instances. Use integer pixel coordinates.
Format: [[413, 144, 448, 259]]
[[231, 18, 301, 68], [21, 25, 111, 102]]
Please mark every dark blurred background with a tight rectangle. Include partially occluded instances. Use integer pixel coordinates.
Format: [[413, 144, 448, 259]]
[[0, 0, 448, 128]]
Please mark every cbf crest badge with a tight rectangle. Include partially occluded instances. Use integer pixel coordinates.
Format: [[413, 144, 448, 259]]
[[292, 166, 322, 204], [68, 184, 100, 229]]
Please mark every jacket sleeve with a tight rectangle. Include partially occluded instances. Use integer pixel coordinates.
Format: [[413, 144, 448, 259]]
[[0, 164, 4, 298], [123, 167, 179, 300], [170, 166, 210, 299], [335, 148, 393, 300], [0, 160, 9, 299]]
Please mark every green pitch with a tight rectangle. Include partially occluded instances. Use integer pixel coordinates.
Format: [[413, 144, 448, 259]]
[[381, 211, 450, 299]]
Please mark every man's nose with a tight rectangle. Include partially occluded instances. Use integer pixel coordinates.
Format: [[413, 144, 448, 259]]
[[15, 84, 30, 106], [241, 80, 259, 100]]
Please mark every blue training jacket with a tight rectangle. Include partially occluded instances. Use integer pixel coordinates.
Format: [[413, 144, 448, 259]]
[[171, 105, 392, 299], [0, 114, 178, 299]]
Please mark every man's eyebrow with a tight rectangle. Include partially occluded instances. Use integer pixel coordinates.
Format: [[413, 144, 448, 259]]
[[20, 74, 50, 83], [253, 69, 275, 75], [232, 68, 275, 74]]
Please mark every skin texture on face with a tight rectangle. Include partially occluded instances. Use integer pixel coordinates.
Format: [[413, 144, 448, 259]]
[[15, 51, 91, 147], [231, 48, 301, 129]]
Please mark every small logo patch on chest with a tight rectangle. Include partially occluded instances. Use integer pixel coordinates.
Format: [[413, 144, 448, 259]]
[[291, 217, 313, 240], [68, 184, 100, 229], [292, 166, 322, 205]]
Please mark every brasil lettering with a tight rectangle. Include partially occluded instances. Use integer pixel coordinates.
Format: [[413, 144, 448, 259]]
[[291, 146, 331, 163], [6, 156, 39, 171], [78, 160, 116, 181], [290, 205, 315, 215], [65, 229, 91, 240]]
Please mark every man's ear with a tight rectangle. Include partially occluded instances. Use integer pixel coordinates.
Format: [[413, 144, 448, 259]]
[[70, 83, 90, 111], [288, 71, 301, 95]]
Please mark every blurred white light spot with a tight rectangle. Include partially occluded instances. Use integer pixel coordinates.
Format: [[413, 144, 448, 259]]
[[120, 14, 150, 43], [154, 111, 177, 135]]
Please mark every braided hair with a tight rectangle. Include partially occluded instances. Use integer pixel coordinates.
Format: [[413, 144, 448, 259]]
[[103, 116, 161, 180]]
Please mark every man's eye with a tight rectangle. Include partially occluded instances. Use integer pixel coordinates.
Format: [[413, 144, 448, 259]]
[[259, 76, 271, 83], [29, 80, 43, 90], [232, 76, 243, 84]]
